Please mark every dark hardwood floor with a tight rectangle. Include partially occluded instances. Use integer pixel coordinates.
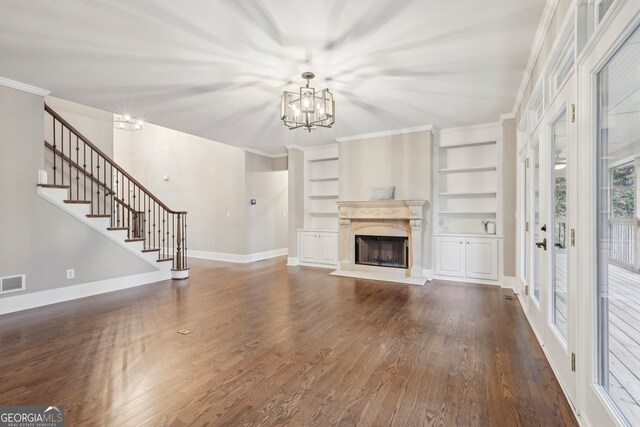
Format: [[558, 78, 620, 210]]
[[0, 257, 577, 426]]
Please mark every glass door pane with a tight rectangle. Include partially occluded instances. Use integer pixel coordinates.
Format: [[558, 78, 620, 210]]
[[597, 24, 640, 425], [552, 111, 568, 342]]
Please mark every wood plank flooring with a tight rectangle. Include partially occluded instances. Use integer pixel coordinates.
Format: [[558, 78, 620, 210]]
[[0, 257, 577, 426]]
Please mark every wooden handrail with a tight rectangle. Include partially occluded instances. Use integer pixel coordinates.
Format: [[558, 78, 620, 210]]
[[44, 103, 188, 270], [45, 141, 142, 214], [44, 104, 186, 215]]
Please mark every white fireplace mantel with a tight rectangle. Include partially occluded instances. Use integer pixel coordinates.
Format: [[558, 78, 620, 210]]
[[330, 200, 428, 285]]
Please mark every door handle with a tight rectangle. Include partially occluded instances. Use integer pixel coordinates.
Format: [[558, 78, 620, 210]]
[[541, 224, 547, 232], [535, 238, 547, 251]]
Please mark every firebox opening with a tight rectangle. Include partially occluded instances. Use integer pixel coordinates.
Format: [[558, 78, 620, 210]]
[[355, 235, 409, 269]]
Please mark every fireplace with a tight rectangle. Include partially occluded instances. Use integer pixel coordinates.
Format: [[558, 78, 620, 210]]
[[331, 200, 427, 285], [355, 235, 409, 269]]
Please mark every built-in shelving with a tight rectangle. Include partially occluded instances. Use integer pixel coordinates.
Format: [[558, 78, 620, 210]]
[[433, 123, 502, 236], [432, 123, 504, 284], [308, 177, 339, 182], [304, 145, 339, 230]]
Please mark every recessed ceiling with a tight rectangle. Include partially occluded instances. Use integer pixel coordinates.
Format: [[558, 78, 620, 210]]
[[0, 0, 546, 154]]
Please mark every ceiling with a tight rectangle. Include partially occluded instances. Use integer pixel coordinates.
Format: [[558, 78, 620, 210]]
[[0, 0, 546, 155]]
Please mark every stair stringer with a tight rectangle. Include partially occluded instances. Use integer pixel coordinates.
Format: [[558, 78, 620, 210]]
[[37, 186, 172, 279]]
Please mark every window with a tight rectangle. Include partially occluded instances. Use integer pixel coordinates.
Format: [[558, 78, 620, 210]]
[[611, 162, 635, 219]]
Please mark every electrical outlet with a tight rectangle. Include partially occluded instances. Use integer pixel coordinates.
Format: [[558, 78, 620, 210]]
[[66, 269, 75, 280], [226, 211, 231, 218], [282, 211, 286, 217]]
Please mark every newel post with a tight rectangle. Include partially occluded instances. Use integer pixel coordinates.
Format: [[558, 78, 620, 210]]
[[175, 213, 183, 270]]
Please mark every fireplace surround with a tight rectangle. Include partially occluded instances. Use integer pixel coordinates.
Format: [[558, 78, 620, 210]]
[[330, 200, 428, 285]]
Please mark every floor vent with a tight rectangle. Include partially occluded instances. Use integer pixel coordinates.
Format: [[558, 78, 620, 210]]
[[504, 294, 514, 300], [1, 275, 26, 294]]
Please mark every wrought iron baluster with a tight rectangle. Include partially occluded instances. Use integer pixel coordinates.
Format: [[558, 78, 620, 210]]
[[52, 118, 57, 185]]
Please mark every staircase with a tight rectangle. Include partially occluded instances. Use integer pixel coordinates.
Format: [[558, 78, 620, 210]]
[[38, 104, 189, 280]]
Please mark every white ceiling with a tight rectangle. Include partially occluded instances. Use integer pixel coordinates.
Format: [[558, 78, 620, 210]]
[[0, 0, 546, 154]]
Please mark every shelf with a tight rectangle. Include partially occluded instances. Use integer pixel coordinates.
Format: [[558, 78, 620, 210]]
[[439, 211, 497, 215], [438, 166, 497, 174], [308, 194, 339, 199], [438, 191, 497, 197], [438, 140, 496, 149], [308, 157, 338, 163], [308, 177, 339, 182]]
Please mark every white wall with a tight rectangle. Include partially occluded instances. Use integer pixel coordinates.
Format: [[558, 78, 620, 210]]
[[338, 131, 432, 269], [114, 123, 289, 257], [244, 152, 288, 254], [287, 148, 305, 258], [45, 96, 114, 157], [114, 123, 247, 255], [0, 85, 154, 299]]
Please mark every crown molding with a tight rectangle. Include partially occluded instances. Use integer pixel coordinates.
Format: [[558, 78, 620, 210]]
[[243, 147, 287, 158], [285, 144, 307, 151], [0, 76, 50, 96], [335, 125, 435, 143], [512, 0, 561, 117], [285, 143, 338, 152], [439, 121, 501, 135], [500, 112, 517, 124]]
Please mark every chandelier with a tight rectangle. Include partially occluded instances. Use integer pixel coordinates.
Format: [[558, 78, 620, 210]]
[[281, 72, 335, 132], [114, 114, 144, 131]]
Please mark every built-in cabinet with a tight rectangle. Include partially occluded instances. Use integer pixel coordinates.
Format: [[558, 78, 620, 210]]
[[298, 230, 338, 266], [432, 123, 503, 284], [295, 144, 340, 267], [434, 236, 499, 281]]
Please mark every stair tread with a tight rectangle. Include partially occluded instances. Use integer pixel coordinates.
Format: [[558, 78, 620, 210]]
[[38, 184, 70, 189], [107, 227, 128, 231], [64, 200, 91, 204], [125, 238, 145, 242], [86, 214, 111, 218], [157, 257, 173, 262], [142, 248, 160, 253]]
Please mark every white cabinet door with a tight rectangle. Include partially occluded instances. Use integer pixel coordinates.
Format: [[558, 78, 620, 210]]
[[299, 232, 319, 263], [435, 237, 465, 277], [465, 238, 498, 280], [317, 233, 338, 265]]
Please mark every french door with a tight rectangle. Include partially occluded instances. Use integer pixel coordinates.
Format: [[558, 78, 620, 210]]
[[525, 77, 578, 406], [578, 5, 640, 426], [543, 78, 577, 404]]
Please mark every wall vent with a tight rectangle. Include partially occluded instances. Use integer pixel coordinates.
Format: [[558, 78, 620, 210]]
[[1, 275, 25, 294]]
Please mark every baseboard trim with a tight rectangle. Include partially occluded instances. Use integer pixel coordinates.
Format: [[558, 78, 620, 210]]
[[287, 257, 299, 266], [422, 269, 434, 281], [432, 275, 501, 286], [0, 270, 170, 316], [189, 248, 288, 264]]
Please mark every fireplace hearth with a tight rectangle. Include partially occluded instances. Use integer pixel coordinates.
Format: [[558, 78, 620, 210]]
[[355, 235, 409, 269]]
